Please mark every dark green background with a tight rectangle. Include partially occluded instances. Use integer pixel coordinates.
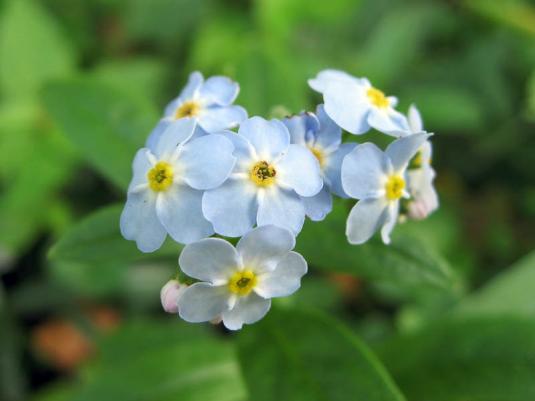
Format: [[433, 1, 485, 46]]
[[1, 0, 534, 400]]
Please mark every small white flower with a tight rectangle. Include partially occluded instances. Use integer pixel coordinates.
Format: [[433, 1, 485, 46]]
[[342, 133, 430, 245], [177, 225, 307, 330], [308, 69, 408, 136], [405, 105, 439, 220]]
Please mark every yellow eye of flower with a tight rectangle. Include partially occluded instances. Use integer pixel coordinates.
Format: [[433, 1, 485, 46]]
[[367, 87, 390, 108], [308, 146, 325, 168], [174, 100, 201, 119], [250, 161, 277, 187], [228, 270, 257, 296], [385, 175, 405, 200], [147, 161, 174, 192]]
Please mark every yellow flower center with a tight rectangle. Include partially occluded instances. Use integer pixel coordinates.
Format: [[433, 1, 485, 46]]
[[308, 146, 325, 168], [228, 270, 257, 296], [367, 87, 390, 108], [147, 161, 174, 192], [174, 100, 201, 119], [385, 175, 405, 201], [250, 161, 277, 187]]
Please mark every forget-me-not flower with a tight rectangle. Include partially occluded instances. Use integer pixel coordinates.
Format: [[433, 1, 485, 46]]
[[405, 105, 439, 220], [147, 71, 247, 148], [308, 69, 408, 136], [202, 116, 323, 237], [342, 133, 430, 245], [282, 105, 356, 221], [120, 119, 236, 252], [177, 225, 307, 330]]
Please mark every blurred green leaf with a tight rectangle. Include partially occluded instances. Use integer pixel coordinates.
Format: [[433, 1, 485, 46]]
[[0, 0, 74, 99], [379, 316, 535, 401], [48, 204, 181, 297], [238, 306, 405, 401], [72, 320, 246, 401], [464, 0, 535, 36], [296, 201, 461, 296], [455, 250, 535, 318], [42, 79, 158, 189]]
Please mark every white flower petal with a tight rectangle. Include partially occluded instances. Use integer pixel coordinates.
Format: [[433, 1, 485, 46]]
[[282, 112, 319, 146], [257, 187, 305, 235], [236, 225, 295, 270], [314, 104, 342, 149], [198, 105, 247, 133], [301, 186, 332, 221], [202, 178, 258, 237], [120, 190, 166, 253], [341, 143, 387, 200], [385, 133, 430, 173], [277, 144, 323, 197], [180, 134, 236, 190], [156, 184, 213, 244], [179, 238, 241, 282], [221, 293, 271, 330], [255, 251, 307, 298], [324, 142, 357, 198], [145, 120, 170, 151], [381, 202, 399, 245], [128, 148, 152, 191], [153, 118, 197, 159], [323, 80, 371, 135], [178, 283, 229, 323], [238, 117, 289, 160], [408, 104, 423, 132], [308, 69, 362, 93], [367, 108, 409, 136], [198, 76, 240, 106], [346, 197, 389, 245]]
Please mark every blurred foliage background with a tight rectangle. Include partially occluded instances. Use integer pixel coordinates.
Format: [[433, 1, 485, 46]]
[[0, 0, 534, 400]]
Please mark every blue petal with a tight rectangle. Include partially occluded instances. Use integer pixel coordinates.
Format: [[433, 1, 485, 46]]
[[323, 81, 371, 135], [301, 186, 332, 221], [222, 293, 271, 330], [385, 133, 429, 172], [408, 104, 423, 132], [380, 202, 399, 245], [180, 134, 236, 190], [341, 143, 387, 200], [257, 187, 305, 235], [120, 190, 167, 253], [313, 104, 342, 150], [199, 76, 240, 106], [145, 119, 170, 151], [198, 105, 247, 133], [178, 283, 229, 323], [163, 71, 204, 117], [156, 184, 214, 244], [152, 118, 196, 159], [254, 251, 307, 298], [277, 144, 323, 197], [308, 69, 362, 93], [367, 108, 409, 136], [346, 197, 388, 245], [324, 142, 357, 198], [238, 117, 289, 159], [202, 178, 258, 237], [128, 148, 152, 192], [282, 112, 319, 146]]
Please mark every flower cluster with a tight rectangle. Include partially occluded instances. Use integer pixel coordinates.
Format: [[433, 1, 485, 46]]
[[121, 70, 439, 330]]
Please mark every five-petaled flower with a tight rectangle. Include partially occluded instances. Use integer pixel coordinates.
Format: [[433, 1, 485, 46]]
[[342, 133, 430, 245], [120, 119, 236, 252], [202, 116, 323, 237], [309, 69, 408, 136], [283, 104, 356, 221], [177, 225, 307, 330], [146, 71, 248, 149]]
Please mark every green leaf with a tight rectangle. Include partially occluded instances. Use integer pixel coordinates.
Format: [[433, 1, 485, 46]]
[[0, 0, 74, 99], [455, 250, 535, 318], [237, 306, 406, 401], [379, 316, 535, 401], [42, 79, 158, 189], [295, 201, 461, 295], [72, 320, 247, 401], [48, 204, 181, 297]]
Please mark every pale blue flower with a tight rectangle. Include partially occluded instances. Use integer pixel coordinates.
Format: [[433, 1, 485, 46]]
[[342, 133, 430, 245], [120, 119, 236, 252], [405, 104, 439, 220], [177, 225, 307, 330], [282, 104, 356, 221], [146, 71, 247, 149], [308, 69, 408, 136], [202, 116, 323, 237]]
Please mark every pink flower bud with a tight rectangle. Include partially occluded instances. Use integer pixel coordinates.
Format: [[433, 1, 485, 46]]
[[160, 280, 186, 314]]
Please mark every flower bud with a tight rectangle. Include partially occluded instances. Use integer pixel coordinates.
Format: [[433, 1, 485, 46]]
[[160, 280, 186, 314]]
